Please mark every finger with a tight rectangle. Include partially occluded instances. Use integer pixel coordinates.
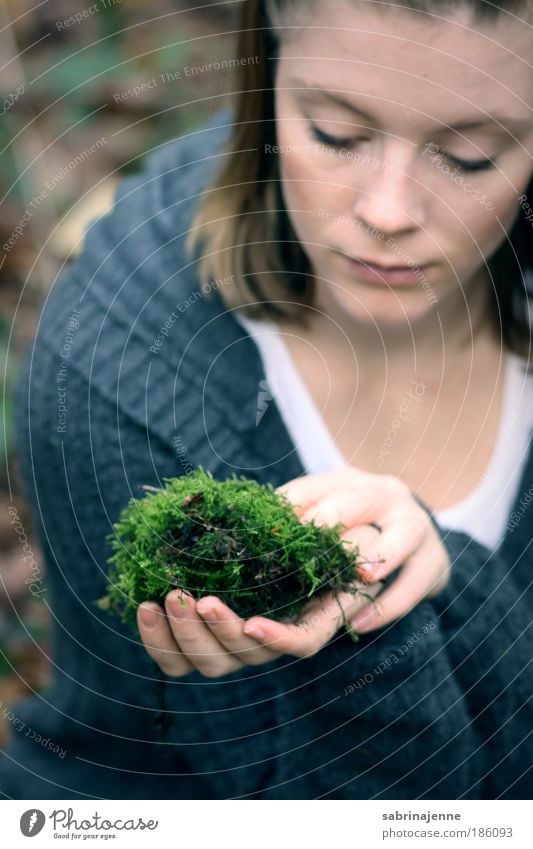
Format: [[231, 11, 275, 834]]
[[338, 524, 386, 582], [243, 582, 383, 657], [195, 597, 284, 665], [349, 538, 445, 633], [295, 581, 384, 633], [137, 602, 195, 677], [165, 591, 244, 678], [416, 523, 452, 598], [352, 508, 428, 583], [299, 481, 399, 529], [300, 488, 361, 527], [276, 468, 370, 514]]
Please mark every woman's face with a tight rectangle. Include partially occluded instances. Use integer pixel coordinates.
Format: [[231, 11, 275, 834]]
[[273, 2, 533, 326]]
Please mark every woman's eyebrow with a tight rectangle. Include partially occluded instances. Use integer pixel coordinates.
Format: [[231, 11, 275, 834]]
[[290, 79, 532, 133]]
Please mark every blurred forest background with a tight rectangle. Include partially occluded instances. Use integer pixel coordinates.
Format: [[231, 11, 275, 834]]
[[0, 0, 241, 747]]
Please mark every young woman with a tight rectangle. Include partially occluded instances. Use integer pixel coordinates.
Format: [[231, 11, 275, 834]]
[[1, 0, 531, 800]]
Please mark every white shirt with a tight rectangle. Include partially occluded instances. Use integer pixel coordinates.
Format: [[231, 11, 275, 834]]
[[235, 311, 533, 550]]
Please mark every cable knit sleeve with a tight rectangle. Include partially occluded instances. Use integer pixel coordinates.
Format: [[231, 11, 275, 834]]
[[431, 520, 532, 800], [261, 499, 532, 800]]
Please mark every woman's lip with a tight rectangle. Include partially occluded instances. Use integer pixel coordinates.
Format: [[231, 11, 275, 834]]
[[340, 253, 432, 285]]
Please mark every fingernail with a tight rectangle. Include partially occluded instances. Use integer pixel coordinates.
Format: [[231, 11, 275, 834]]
[[139, 605, 158, 629], [243, 623, 266, 640], [198, 605, 218, 623], [357, 565, 373, 581], [168, 590, 189, 607]]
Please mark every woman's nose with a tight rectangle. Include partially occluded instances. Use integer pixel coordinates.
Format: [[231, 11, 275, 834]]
[[351, 150, 426, 236]]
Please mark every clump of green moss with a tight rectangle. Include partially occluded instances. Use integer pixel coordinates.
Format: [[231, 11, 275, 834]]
[[98, 469, 374, 641]]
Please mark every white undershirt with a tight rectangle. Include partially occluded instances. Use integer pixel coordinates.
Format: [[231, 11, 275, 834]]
[[235, 311, 533, 550]]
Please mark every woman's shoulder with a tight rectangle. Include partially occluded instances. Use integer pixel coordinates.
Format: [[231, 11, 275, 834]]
[[19, 106, 269, 447], [30, 107, 238, 378]]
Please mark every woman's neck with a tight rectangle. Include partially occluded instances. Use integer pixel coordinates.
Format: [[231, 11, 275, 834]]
[[301, 267, 499, 384]]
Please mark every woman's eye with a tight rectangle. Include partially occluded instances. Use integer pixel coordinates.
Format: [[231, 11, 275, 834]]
[[308, 124, 363, 149], [308, 124, 496, 174], [433, 147, 496, 173]]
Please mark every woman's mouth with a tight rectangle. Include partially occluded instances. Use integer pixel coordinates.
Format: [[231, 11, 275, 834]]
[[340, 252, 432, 286]]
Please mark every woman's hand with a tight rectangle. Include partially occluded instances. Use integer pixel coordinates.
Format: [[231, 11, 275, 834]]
[[244, 467, 449, 643], [137, 592, 283, 679], [137, 578, 381, 678], [137, 466, 450, 678]]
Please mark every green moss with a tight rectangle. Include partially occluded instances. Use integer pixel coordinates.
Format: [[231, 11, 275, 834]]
[[97, 469, 373, 641]]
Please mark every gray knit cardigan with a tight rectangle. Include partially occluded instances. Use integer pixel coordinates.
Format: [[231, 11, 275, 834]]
[[1, 108, 531, 800]]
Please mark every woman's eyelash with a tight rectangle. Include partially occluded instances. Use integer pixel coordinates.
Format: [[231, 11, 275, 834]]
[[309, 124, 364, 149], [431, 147, 495, 173], [308, 124, 496, 174]]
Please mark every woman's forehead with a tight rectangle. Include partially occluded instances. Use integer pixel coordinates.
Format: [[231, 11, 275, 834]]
[[276, 5, 533, 132]]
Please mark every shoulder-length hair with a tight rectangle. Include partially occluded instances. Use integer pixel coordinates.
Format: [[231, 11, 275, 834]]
[[186, 0, 533, 363]]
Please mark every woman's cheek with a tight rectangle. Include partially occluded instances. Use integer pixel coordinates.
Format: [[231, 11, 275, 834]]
[[436, 181, 515, 283], [467, 185, 521, 262], [280, 152, 338, 251]]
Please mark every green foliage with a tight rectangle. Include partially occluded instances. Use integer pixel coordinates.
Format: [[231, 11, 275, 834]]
[[98, 469, 368, 637]]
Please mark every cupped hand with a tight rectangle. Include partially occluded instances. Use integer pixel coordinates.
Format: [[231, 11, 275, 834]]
[[257, 466, 450, 636], [138, 466, 450, 678], [137, 591, 283, 679], [138, 573, 384, 679]]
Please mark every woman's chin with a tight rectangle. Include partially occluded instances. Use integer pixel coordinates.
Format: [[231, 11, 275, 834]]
[[318, 286, 439, 329]]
